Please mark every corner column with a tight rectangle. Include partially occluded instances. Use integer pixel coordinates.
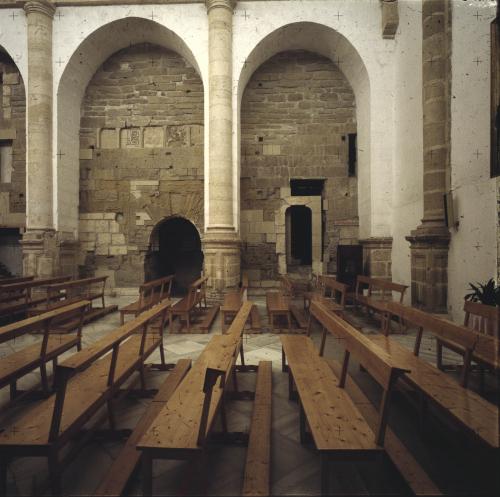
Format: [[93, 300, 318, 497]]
[[406, 0, 451, 312], [21, 0, 58, 277], [203, 0, 240, 297]]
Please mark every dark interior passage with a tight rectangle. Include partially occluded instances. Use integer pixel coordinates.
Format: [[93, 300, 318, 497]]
[[144, 217, 203, 295], [288, 205, 312, 266]]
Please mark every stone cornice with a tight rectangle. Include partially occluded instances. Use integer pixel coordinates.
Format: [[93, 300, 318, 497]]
[[205, 0, 235, 14], [24, 0, 55, 17]]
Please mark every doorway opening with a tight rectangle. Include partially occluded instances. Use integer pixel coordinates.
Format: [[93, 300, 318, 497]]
[[144, 217, 203, 295], [286, 205, 312, 273]]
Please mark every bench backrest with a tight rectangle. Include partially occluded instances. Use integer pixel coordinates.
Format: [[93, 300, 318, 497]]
[[387, 301, 477, 354], [321, 276, 348, 306], [0, 301, 89, 368], [355, 275, 407, 302], [309, 300, 408, 446], [464, 301, 500, 338], [0, 276, 34, 286], [49, 300, 170, 443], [280, 275, 294, 297], [188, 275, 208, 306], [0, 276, 72, 301], [139, 275, 174, 307], [46, 276, 107, 300], [310, 300, 408, 388]]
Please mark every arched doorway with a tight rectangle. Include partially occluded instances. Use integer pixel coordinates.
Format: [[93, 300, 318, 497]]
[[145, 217, 203, 294], [286, 206, 312, 273]]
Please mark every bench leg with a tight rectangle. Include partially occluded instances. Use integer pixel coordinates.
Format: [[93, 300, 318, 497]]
[[159, 342, 167, 368], [120, 312, 124, 325], [287, 312, 292, 332], [232, 367, 239, 393], [319, 327, 327, 357], [9, 380, 17, 401], [142, 452, 153, 496], [40, 363, 49, 395], [239, 343, 245, 366], [320, 453, 329, 495], [48, 451, 61, 496], [436, 341, 444, 370]]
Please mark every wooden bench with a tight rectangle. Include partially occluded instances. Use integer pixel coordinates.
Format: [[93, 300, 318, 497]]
[[31, 276, 118, 326], [119, 275, 173, 324], [266, 291, 291, 331], [0, 301, 89, 401], [0, 300, 171, 495], [93, 358, 192, 496], [304, 275, 347, 315], [242, 361, 272, 497], [355, 275, 408, 332], [0, 276, 34, 287], [281, 318, 408, 495], [464, 300, 500, 339], [0, 276, 71, 320], [376, 301, 500, 449], [137, 302, 253, 495], [169, 275, 208, 332]]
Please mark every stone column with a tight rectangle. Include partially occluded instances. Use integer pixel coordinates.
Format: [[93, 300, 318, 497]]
[[406, 0, 451, 312], [203, 0, 240, 297], [21, 0, 58, 277]]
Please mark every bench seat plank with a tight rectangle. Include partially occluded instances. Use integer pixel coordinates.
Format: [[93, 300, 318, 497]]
[[369, 335, 500, 448], [94, 359, 192, 496], [0, 334, 160, 448], [242, 361, 272, 497], [281, 335, 378, 453]]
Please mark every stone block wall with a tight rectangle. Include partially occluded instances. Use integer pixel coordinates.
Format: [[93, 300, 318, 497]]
[[79, 44, 204, 288], [0, 54, 26, 227], [240, 50, 358, 286]]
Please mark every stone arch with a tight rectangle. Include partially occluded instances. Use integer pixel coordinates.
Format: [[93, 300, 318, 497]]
[[56, 17, 203, 235], [145, 215, 203, 293]]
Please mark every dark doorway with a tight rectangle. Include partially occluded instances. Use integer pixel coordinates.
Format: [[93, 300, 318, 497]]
[[145, 217, 203, 295], [286, 206, 312, 270]]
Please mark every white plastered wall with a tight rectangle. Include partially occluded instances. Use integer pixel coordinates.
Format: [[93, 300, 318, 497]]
[[391, 0, 424, 302], [52, 5, 208, 236], [448, 0, 497, 322], [232, 0, 397, 240]]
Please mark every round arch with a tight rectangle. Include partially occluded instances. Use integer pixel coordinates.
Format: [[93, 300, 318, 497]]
[[145, 216, 203, 294], [56, 17, 204, 235], [234, 22, 371, 237]]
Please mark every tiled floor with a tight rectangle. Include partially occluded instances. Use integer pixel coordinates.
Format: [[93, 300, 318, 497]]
[[0, 296, 498, 496]]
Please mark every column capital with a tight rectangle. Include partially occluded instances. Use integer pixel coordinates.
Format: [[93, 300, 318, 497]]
[[24, 0, 55, 19], [205, 0, 236, 14]]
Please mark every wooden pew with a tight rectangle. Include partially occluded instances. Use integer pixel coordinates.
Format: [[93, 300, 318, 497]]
[[0, 301, 89, 400], [281, 312, 408, 495], [266, 291, 291, 331], [0, 276, 34, 286], [93, 358, 192, 496], [137, 302, 253, 495], [242, 361, 272, 497], [354, 275, 408, 332], [463, 300, 499, 339], [119, 275, 174, 324], [304, 275, 348, 315], [375, 301, 500, 449], [33, 276, 118, 325], [221, 273, 260, 332], [0, 301, 171, 495], [0, 276, 71, 320], [169, 275, 208, 332]]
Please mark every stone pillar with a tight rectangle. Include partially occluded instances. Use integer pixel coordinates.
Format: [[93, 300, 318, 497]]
[[21, 0, 57, 277], [359, 237, 393, 280], [203, 0, 240, 297], [406, 0, 451, 312]]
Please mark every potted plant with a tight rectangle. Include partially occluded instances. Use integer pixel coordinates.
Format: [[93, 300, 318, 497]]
[[465, 278, 500, 307]]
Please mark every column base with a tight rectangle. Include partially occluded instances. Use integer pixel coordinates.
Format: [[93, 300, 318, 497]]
[[202, 229, 240, 300], [406, 223, 450, 313], [21, 229, 78, 278], [359, 237, 393, 279]]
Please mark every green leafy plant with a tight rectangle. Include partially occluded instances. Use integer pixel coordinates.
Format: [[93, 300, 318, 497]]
[[465, 278, 500, 307]]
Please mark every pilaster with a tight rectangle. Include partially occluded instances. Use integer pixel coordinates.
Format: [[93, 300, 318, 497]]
[[406, 0, 452, 313]]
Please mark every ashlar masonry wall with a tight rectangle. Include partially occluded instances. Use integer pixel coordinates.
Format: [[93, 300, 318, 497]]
[[0, 55, 26, 227], [78, 43, 204, 287], [240, 50, 358, 286]]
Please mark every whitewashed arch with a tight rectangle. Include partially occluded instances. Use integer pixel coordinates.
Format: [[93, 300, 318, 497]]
[[56, 16, 205, 235]]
